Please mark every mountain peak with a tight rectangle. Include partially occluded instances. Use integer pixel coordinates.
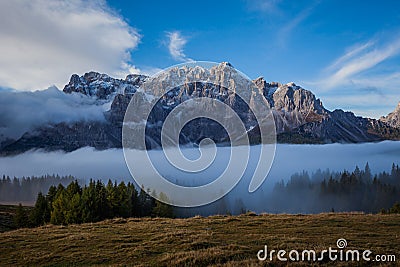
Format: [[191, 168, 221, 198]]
[[4, 66, 400, 155], [380, 101, 400, 128], [220, 62, 233, 68], [254, 77, 266, 86], [63, 72, 147, 100]]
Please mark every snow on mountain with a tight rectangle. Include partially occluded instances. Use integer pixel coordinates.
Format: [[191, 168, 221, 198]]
[[380, 102, 400, 128], [63, 71, 147, 101], [1, 62, 400, 154]]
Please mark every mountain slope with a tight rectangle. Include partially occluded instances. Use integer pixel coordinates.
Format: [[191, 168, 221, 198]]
[[1, 62, 400, 154], [381, 102, 400, 128]]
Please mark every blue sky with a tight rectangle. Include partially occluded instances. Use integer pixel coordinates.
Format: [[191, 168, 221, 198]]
[[1, 0, 400, 118]]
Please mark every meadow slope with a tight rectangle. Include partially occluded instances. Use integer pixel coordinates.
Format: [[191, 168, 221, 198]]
[[0, 213, 399, 266]]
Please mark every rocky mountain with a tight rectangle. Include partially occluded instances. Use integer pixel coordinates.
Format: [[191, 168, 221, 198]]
[[253, 77, 400, 143], [253, 78, 328, 133], [63, 71, 147, 100], [1, 62, 400, 155], [381, 102, 400, 128]]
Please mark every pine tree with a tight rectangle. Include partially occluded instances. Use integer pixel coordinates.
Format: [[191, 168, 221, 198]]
[[95, 180, 110, 220], [81, 180, 96, 223], [138, 186, 147, 216], [30, 192, 49, 226], [116, 182, 131, 218], [354, 166, 361, 178], [106, 180, 118, 218], [50, 190, 67, 225], [152, 192, 174, 218], [364, 162, 372, 181], [14, 203, 28, 228], [127, 182, 139, 217], [65, 193, 82, 224]]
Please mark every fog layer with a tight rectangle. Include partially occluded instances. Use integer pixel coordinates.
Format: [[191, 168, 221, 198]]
[[1, 141, 399, 185], [2, 141, 400, 214], [0, 88, 106, 140]]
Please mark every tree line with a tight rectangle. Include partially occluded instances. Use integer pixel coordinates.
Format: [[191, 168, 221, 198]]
[[0, 174, 77, 202], [268, 163, 400, 213], [14, 179, 174, 228], [7, 162, 400, 228]]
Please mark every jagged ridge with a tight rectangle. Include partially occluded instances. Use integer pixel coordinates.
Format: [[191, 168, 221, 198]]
[[1, 63, 400, 154]]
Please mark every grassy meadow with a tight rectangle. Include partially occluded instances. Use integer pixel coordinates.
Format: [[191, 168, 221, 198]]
[[0, 210, 399, 266]]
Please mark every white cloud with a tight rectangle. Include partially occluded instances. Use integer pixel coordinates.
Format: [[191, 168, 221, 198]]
[[166, 31, 192, 62], [116, 64, 163, 77], [0, 0, 141, 91], [302, 36, 400, 118], [325, 41, 375, 72], [0, 87, 106, 140], [320, 37, 400, 90]]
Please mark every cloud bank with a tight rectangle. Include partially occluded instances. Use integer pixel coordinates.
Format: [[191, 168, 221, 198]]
[[166, 31, 192, 62], [0, 87, 106, 140], [0, 0, 141, 91], [1, 142, 399, 188], [322, 38, 400, 90], [1, 142, 399, 214], [305, 35, 400, 118]]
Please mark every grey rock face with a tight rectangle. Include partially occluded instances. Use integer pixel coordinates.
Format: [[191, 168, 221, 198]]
[[63, 71, 147, 100], [381, 102, 400, 128], [254, 78, 400, 143], [254, 78, 328, 134], [0, 121, 121, 155], [123, 62, 273, 149], [2, 63, 400, 154]]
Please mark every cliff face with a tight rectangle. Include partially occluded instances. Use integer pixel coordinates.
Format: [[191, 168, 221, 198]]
[[1, 62, 400, 155], [63, 72, 147, 99], [381, 102, 400, 128]]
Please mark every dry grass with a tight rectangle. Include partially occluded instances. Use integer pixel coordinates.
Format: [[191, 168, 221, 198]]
[[0, 213, 399, 266]]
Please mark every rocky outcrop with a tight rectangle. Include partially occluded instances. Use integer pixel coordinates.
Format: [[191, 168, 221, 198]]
[[2, 63, 400, 154], [380, 102, 400, 128], [254, 78, 400, 143], [0, 121, 121, 155], [63, 71, 146, 100], [254, 78, 328, 133]]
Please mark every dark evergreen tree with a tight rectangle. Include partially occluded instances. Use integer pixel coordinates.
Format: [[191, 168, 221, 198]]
[[152, 192, 174, 218], [95, 180, 110, 220], [106, 180, 119, 217], [50, 186, 67, 225], [81, 179, 96, 223], [30, 192, 49, 226], [138, 186, 152, 217], [364, 162, 372, 181], [128, 182, 139, 217], [116, 182, 131, 218], [14, 203, 28, 228]]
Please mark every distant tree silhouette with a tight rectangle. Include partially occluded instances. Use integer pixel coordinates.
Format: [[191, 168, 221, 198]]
[[270, 163, 400, 213], [14, 203, 28, 228]]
